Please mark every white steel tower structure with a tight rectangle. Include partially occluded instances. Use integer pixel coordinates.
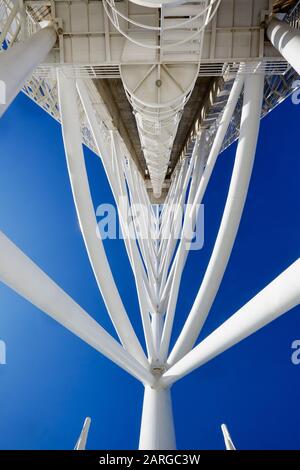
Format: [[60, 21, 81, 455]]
[[0, 0, 300, 449]]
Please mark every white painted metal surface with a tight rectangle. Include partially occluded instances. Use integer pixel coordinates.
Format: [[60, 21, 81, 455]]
[[23, 0, 276, 66], [267, 18, 300, 75], [75, 417, 91, 450], [221, 424, 236, 450], [0, 25, 56, 116], [139, 386, 176, 450]]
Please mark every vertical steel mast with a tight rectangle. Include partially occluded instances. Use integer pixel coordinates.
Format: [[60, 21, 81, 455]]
[[0, 0, 300, 450]]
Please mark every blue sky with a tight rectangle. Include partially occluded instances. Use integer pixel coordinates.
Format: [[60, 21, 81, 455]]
[[0, 90, 299, 450]]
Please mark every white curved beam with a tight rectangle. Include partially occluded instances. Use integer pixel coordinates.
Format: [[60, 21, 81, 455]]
[[74, 417, 91, 450], [0, 26, 56, 117], [162, 258, 300, 386], [76, 79, 119, 198], [267, 19, 300, 76], [76, 79, 156, 360], [0, 230, 153, 385], [168, 73, 264, 366], [57, 70, 148, 368], [159, 74, 245, 362]]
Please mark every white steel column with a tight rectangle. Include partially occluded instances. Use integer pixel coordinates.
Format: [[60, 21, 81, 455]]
[[74, 417, 91, 450], [267, 18, 300, 76], [162, 258, 300, 386], [57, 71, 148, 368], [151, 313, 164, 359], [168, 73, 264, 365], [221, 424, 236, 450], [0, 230, 153, 386], [0, 26, 56, 117], [139, 386, 176, 450]]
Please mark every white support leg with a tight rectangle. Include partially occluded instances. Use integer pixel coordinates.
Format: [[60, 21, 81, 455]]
[[57, 71, 148, 369], [139, 386, 176, 450], [267, 19, 300, 76], [74, 417, 91, 450], [0, 26, 56, 117], [0, 230, 153, 386], [221, 424, 236, 450], [168, 73, 264, 366], [162, 258, 300, 386]]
